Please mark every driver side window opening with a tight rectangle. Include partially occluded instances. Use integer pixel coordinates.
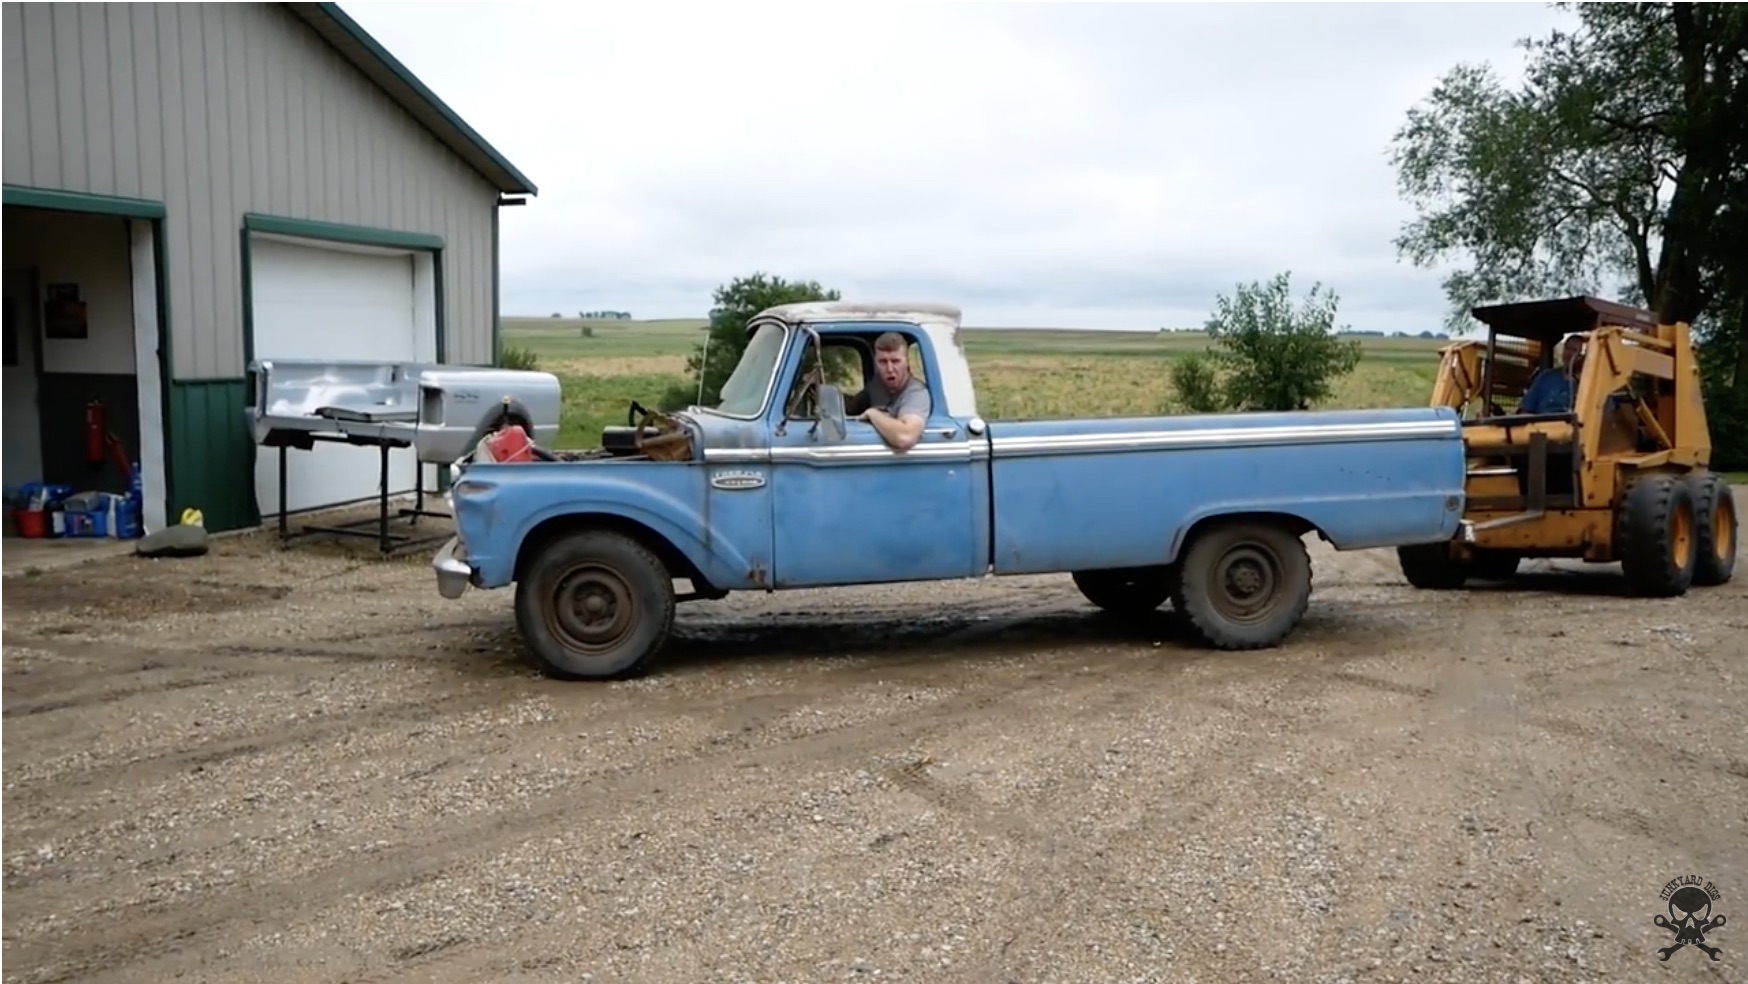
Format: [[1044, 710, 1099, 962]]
[[782, 329, 931, 421]]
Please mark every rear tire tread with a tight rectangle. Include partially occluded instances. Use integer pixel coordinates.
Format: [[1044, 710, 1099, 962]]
[[1171, 521, 1312, 650], [1616, 474, 1697, 597], [1687, 472, 1737, 587]]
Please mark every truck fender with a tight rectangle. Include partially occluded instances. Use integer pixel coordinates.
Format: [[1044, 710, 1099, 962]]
[[1162, 506, 1325, 564], [498, 493, 756, 592]]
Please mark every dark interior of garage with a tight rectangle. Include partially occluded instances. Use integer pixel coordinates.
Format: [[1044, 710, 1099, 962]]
[[3, 206, 144, 538]]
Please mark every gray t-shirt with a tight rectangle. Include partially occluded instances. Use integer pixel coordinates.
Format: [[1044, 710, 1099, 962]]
[[850, 376, 931, 420]]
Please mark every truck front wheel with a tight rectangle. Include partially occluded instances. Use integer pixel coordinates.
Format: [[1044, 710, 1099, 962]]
[[515, 528, 676, 680], [1172, 521, 1312, 650]]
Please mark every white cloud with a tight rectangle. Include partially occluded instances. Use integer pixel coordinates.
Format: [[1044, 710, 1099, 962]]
[[341, 0, 1575, 333]]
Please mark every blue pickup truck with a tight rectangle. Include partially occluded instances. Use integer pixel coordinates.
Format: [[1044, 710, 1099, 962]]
[[433, 301, 1468, 680]]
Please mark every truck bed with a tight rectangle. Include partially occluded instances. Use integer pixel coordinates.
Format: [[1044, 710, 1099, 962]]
[[983, 406, 1466, 574]]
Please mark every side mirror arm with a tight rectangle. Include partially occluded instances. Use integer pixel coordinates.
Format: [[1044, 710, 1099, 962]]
[[815, 383, 847, 442]]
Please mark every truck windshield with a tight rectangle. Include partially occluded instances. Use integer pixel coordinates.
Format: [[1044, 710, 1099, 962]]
[[708, 322, 788, 417]]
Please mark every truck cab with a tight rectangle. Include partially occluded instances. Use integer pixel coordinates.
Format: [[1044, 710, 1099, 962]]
[[692, 301, 992, 588]]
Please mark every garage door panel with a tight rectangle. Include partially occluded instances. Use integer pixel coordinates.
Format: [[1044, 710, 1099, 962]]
[[249, 236, 433, 517], [251, 239, 418, 364]]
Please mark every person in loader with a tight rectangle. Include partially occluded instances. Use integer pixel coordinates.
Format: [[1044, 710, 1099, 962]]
[[1520, 334, 1586, 415]]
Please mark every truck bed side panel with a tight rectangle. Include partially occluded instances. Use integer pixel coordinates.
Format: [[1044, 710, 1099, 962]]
[[986, 407, 1466, 575], [452, 460, 770, 591]]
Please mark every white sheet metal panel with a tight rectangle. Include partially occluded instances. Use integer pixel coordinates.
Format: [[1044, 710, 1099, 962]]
[[250, 236, 436, 516]]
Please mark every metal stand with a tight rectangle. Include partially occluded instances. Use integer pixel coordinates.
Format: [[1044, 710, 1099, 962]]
[[270, 433, 453, 556]]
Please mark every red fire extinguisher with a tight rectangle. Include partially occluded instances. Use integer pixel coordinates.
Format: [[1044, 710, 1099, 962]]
[[86, 399, 107, 464]]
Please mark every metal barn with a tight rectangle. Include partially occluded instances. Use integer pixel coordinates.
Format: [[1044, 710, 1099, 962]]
[[2, 1, 537, 536]]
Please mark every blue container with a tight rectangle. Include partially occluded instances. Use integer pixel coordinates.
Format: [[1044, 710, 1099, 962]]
[[63, 510, 97, 538], [114, 497, 143, 539]]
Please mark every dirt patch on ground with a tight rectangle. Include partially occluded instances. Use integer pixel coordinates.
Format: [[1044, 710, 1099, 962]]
[[4, 565, 294, 617], [3, 500, 1744, 983]]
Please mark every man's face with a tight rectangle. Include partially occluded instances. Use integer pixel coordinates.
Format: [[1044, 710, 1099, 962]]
[[875, 346, 909, 391], [1562, 338, 1584, 371]]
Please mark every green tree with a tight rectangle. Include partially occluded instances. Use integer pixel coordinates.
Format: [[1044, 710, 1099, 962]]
[[1178, 272, 1363, 413], [658, 272, 842, 411], [1388, 1, 1748, 464]]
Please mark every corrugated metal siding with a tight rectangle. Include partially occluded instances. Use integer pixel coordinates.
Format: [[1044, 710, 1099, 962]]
[[1, 1, 499, 378]]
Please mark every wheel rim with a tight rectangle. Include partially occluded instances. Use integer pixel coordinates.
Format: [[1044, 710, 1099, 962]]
[[1211, 543, 1281, 623], [1718, 494, 1737, 564], [545, 563, 637, 655], [1672, 499, 1694, 569]]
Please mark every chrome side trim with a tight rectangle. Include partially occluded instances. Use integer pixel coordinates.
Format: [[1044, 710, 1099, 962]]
[[704, 448, 771, 464], [989, 420, 1458, 458], [705, 442, 975, 465], [700, 420, 1453, 465]]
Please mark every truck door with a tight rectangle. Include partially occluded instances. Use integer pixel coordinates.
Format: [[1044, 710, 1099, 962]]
[[766, 333, 982, 588]]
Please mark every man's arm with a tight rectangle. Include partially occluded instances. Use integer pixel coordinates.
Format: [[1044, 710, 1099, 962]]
[[863, 384, 930, 451], [864, 407, 925, 450]]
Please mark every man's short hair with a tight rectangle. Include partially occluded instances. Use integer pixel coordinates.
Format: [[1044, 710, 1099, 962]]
[[874, 331, 908, 353]]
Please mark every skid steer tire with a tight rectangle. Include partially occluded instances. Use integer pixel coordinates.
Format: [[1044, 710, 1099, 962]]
[[1616, 474, 1698, 598], [1469, 550, 1521, 582], [1687, 472, 1737, 587], [1072, 565, 1178, 616], [1397, 542, 1469, 590], [1171, 521, 1311, 650]]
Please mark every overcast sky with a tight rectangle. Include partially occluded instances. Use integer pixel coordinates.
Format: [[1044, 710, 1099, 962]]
[[342, 1, 1575, 334]]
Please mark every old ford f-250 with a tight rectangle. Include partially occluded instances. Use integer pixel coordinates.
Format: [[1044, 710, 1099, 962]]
[[432, 301, 1468, 680]]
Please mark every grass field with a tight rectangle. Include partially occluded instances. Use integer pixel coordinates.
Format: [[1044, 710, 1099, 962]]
[[501, 315, 1458, 448]]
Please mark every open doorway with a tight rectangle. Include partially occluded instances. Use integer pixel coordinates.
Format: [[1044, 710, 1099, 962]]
[[2, 204, 161, 542]]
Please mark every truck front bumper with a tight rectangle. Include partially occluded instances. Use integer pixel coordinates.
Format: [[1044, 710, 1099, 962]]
[[432, 535, 474, 600]]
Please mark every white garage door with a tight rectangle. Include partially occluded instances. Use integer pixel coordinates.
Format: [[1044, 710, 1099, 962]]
[[249, 235, 438, 517]]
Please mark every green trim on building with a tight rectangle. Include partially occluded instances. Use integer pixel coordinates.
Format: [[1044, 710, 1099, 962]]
[[432, 249, 449, 364], [242, 212, 445, 252], [2, 184, 168, 219], [490, 201, 502, 367], [167, 379, 259, 533], [239, 226, 257, 368]]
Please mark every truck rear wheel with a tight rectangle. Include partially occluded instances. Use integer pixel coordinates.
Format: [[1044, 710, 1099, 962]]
[[1688, 472, 1737, 587], [1071, 565, 1177, 616], [515, 528, 676, 680], [1616, 473, 1698, 597], [1172, 521, 1312, 650], [1397, 542, 1470, 589]]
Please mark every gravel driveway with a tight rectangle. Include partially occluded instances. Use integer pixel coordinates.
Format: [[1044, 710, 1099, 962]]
[[3, 501, 1744, 984]]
